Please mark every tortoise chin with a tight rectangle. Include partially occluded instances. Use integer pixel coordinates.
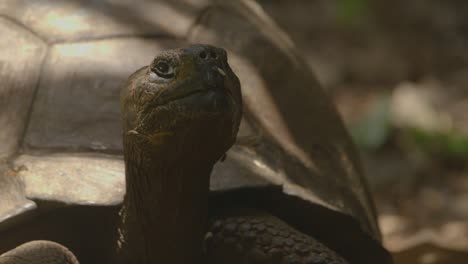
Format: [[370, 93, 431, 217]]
[[148, 88, 240, 152]]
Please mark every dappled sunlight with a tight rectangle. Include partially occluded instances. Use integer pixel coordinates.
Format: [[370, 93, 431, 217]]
[[45, 11, 90, 33], [15, 154, 125, 205], [56, 44, 93, 58], [0, 165, 37, 224], [1, 0, 205, 42], [124, 1, 196, 37], [391, 80, 453, 133], [25, 38, 180, 152]]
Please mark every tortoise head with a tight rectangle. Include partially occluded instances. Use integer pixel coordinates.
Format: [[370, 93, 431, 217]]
[[121, 44, 242, 163]]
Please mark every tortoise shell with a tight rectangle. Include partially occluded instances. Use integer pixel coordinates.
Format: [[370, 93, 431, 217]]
[[0, 0, 390, 263]]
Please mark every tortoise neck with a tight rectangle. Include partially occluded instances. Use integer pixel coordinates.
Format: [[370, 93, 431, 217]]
[[117, 140, 212, 264]]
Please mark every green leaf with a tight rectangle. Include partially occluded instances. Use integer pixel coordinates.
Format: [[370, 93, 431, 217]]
[[408, 128, 468, 160]]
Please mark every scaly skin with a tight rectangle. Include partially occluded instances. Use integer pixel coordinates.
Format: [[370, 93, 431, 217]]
[[205, 210, 348, 264]]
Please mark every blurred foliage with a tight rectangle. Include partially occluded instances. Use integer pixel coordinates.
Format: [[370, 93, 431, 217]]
[[350, 94, 392, 151], [349, 91, 468, 162], [336, 0, 370, 26], [406, 128, 468, 162]]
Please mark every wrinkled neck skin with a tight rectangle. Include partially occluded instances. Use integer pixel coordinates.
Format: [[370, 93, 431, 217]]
[[116, 135, 213, 264]]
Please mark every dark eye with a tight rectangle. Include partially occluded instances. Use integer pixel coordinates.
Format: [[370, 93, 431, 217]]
[[153, 61, 175, 78]]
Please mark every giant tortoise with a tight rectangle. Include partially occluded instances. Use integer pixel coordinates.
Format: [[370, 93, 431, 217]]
[[0, 0, 391, 263]]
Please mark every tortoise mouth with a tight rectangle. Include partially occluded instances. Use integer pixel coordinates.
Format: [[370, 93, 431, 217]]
[[152, 86, 233, 111], [161, 87, 216, 105]]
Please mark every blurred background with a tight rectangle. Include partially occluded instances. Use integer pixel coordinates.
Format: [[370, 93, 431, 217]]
[[258, 0, 468, 263]]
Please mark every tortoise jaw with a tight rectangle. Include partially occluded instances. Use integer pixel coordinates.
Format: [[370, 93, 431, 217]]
[[152, 86, 221, 109], [150, 65, 231, 111], [134, 85, 236, 144]]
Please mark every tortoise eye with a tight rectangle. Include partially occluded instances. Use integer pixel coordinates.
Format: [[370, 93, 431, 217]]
[[153, 61, 175, 79]]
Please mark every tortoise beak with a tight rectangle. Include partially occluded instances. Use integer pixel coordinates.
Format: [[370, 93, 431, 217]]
[[213, 66, 226, 77], [202, 65, 224, 90]]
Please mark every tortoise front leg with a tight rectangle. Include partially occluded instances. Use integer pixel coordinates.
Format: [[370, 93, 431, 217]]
[[204, 210, 348, 264], [0, 241, 79, 264]]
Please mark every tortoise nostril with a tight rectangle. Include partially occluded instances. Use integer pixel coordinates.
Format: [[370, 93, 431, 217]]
[[210, 51, 217, 59], [199, 51, 208, 59]]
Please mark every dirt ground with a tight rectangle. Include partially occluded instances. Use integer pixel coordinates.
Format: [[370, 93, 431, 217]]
[[259, 1, 468, 263]]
